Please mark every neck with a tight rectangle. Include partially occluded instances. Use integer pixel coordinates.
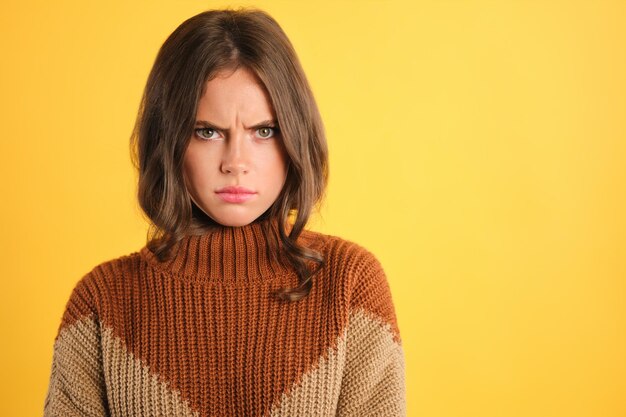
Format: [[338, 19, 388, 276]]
[[140, 216, 297, 283]]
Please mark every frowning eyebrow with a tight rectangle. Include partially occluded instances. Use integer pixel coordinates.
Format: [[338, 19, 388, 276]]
[[194, 119, 278, 131]]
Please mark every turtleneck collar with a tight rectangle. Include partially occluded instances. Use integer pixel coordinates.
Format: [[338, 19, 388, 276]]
[[139, 217, 302, 284]]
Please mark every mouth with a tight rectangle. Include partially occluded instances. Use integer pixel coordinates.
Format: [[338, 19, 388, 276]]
[[215, 186, 257, 203]]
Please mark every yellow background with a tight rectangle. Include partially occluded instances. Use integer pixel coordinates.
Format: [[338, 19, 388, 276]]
[[1, 0, 624, 416]]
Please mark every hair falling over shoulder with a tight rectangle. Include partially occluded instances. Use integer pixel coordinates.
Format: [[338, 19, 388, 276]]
[[129, 7, 329, 301]]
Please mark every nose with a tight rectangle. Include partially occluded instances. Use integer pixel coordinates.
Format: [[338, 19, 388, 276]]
[[220, 132, 250, 175]]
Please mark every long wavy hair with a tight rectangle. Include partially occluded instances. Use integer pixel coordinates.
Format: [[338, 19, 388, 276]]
[[129, 7, 328, 301]]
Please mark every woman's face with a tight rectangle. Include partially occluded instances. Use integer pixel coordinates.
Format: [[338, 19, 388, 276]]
[[183, 67, 288, 227]]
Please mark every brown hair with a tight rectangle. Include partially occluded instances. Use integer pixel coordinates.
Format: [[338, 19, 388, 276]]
[[129, 7, 328, 301]]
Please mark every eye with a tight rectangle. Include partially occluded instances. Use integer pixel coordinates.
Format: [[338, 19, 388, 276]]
[[256, 126, 279, 139], [194, 128, 220, 141]]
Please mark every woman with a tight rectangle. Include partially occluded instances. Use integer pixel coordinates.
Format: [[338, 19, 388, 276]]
[[44, 7, 405, 416]]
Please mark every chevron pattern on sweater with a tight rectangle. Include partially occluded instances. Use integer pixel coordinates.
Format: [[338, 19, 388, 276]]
[[44, 219, 405, 416]]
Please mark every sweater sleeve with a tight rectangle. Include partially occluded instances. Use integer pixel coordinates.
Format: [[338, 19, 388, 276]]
[[336, 246, 406, 417], [43, 274, 109, 416]]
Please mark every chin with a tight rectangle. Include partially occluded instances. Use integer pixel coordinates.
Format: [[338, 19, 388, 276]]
[[219, 219, 254, 227], [208, 211, 260, 228]]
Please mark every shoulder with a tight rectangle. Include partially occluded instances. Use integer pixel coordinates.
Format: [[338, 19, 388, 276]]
[[301, 229, 401, 340], [299, 228, 385, 276], [62, 250, 143, 320], [299, 230, 389, 309], [77, 250, 143, 289]]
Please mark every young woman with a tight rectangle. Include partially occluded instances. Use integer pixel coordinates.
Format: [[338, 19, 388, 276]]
[[44, 7, 405, 416]]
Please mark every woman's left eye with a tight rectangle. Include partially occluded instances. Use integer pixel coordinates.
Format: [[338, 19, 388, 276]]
[[257, 126, 279, 139]]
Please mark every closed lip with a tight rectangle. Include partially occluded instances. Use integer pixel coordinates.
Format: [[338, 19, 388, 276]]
[[215, 186, 256, 194]]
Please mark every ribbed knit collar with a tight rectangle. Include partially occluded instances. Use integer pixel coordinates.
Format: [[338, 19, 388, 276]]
[[139, 217, 299, 283]]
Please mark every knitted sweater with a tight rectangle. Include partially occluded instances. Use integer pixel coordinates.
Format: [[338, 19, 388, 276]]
[[43, 218, 405, 416]]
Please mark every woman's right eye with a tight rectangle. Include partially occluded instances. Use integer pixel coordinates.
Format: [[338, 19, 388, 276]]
[[194, 128, 220, 140]]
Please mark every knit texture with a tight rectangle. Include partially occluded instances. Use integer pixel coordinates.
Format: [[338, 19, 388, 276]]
[[43, 218, 405, 416]]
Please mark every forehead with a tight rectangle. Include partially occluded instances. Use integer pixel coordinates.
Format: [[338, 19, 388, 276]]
[[197, 67, 276, 120]]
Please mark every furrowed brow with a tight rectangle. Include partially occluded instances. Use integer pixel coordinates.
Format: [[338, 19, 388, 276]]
[[194, 119, 278, 130]]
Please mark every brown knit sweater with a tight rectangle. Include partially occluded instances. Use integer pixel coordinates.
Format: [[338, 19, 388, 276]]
[[43, 218, 405, 416]]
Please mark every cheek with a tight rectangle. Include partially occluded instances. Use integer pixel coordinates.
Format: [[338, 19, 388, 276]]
[[183, 150, 213, 190], [266, 153, 288, 186], [271, 142, 289, 177]]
